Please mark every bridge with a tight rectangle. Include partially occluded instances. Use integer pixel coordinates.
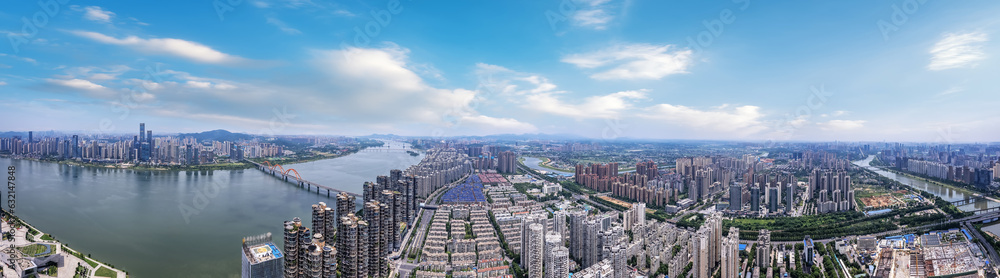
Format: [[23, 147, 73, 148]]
[[950, 196, 992, 207], [358, 146, 415, 153], [245, 160, 361, 198]]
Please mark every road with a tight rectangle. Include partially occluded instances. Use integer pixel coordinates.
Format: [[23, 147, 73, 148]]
[[391, 173, 470, 278]]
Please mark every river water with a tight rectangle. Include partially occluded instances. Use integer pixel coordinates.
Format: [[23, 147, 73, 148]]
[[3, 141, 422, 278], [853, 155, 999, 212], [522, 157, 573, 176]]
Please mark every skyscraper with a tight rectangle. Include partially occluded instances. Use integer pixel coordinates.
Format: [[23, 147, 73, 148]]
[[610, 245, 626, 278], [568, 211, 586, 261], [337, 214, 368, 278], [750, 186, 760, 213], [803, 235, 815, 268], [729, 183, 742, 211], [548, 246, 569, 278], [757, 230, 771, 270], [767, 186, 780, 213], [498, 151, 517, 174], [527, 223, 545, 278], [721, 227, 740, 278], [241, 233, 284, 278]]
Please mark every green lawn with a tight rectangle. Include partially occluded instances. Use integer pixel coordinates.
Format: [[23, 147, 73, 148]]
[[17, 244, 52, 257], [40, 234, 54, 241], [95, 266, 118, 278]]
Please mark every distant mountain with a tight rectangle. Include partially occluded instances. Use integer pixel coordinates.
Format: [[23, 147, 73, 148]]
[[177, 129, 253, 142]]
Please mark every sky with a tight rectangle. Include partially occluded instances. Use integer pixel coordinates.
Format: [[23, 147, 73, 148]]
[[1, 0, 999, 142]]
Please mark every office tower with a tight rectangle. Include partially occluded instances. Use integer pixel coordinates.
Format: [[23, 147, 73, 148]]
[[548, 246, 570, 278], [729, 183, 742, 211], [337, 214, 369, 278], [767, 186, 780, 213], [241, 233, 284, 278], [785, 182, 795, 213], [72, 135, 80, 158], [610, 245, 626, 278], [569, 211, 586, 260], [757, 230, 771, 270], [527, 223, 545, 278], [750, 186, 760, 213], [802, 235, 815, 268], [140, 123, 145, 142], [27, 131, 32, 143], [336, 192, 356, 226], [721, 228, 740, 278]]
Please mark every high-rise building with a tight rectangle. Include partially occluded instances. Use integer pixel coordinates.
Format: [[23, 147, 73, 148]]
[[623, 203, 645, 230], [729, 183, 742, 211], [721, 228, 740, 278], [803, 235, 815, 268], [282, 217, 336, 278], [337, 214, 368, 278], [610, 245, 626, 278], [757, 230, 771, 270], [568, 211, 587, 261], [311, 202, 336, 247], [750, 186, 760, 213], [241, 233, 284, 278], [582, 219, 602, 268], [548, 246, 569, 278], [544, 231, 562, 278], [767, 186, 780, 213], [336, 192, 356, 225], [785, 182, 795, 213], [363, 201, 389, 278], [527, 223, 545, 278], [692, 227, 710, 278], [498, 151, 517, 174]]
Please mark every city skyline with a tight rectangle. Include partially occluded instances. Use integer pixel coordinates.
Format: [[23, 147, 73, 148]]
[[2, 1, 999, 142]]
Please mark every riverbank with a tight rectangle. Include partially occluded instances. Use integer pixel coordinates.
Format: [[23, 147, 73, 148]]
[[1, 210, 127, 277], [877, 166, 1000, 203], [522, 156, 574, 173], [1, 146, 368, 172]]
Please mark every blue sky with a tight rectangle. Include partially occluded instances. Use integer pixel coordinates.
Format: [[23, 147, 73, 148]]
[[1, 0, 998, 142]]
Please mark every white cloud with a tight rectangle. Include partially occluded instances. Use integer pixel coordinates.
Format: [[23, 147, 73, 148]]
[[526, 90, 647, 119], [641, 104, 766, 134], [819, 120, 866, 130], [47, 78, 106, 90], [0, 81, 7, 86], [266, 17, 302, 35], [185, 81, 213, 89], [458, 115, 538, 133], [82, 6, 115, 23], [68, 30, 248, 65], [562, 43, 693, 80], [572, 0, 616, 30], [938, 86, 964, 96], [928, 32, 989, 71]]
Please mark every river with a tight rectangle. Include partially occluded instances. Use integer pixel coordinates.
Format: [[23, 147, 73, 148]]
[[522, 156, 573, 176], [3, 141, 422, 278], [853, 155, 1000, 212]]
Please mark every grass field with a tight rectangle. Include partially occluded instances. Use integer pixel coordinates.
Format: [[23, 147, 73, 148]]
[[95, 266, 118, 278]]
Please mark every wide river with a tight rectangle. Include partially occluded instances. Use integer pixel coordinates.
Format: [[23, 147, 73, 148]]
[[4, 141, 422, 278], [853, 155, 1000, 212]]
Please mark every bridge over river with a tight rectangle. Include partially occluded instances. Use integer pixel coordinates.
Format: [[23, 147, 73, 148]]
[[245, 160, 362, 198]]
